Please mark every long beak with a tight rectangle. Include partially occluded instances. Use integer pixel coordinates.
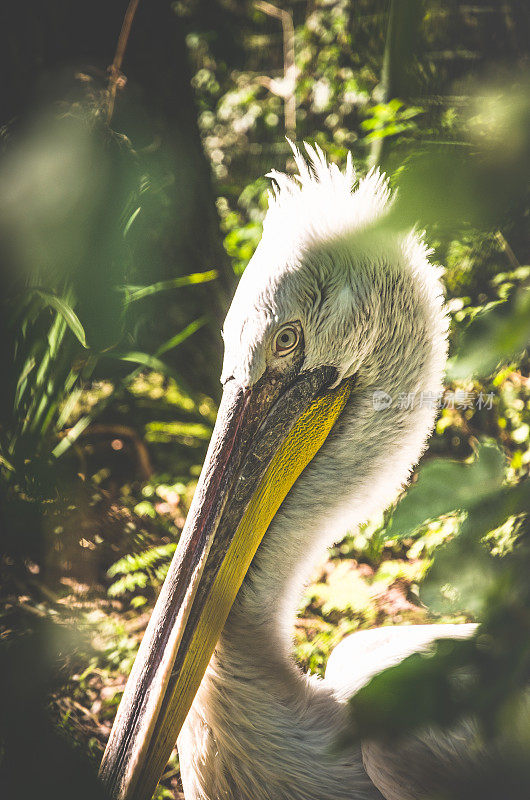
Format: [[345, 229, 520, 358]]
[[99, 366, 353, 800]]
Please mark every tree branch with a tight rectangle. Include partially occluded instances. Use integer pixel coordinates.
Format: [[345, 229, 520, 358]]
[[107, 0, 141, 123], [255, 1, 296, 139]]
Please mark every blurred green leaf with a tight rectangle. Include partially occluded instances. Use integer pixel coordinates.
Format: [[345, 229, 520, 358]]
[[449, 284, 530, 380], [123, 206, 142, 238], [14, 356, 37, 407], [346, 637, 476, 741], [155, 317, 208, 357], [31, 290, 87, 348], [104, 350, 175, 376], [123, 270, 218, 304], [387, 443, 506, 540], [145, 420, 211, 444], [423, 482, 530, 615], [51, 414, 93, 459]]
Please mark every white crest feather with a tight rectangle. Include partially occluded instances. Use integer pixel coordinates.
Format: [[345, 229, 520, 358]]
[[264, 141, 392, 249]]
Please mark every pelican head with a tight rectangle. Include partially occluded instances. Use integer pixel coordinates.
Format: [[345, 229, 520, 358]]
[[100, 143, 448, 800]]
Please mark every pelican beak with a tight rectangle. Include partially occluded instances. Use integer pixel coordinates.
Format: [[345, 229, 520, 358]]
[[99, 366, 353, 800]]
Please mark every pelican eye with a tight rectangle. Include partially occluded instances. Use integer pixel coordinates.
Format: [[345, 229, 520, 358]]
[[273, 323, 300, 356]]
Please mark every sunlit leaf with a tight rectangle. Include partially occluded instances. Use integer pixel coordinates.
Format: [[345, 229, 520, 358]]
[[0, 454, 15, 472], [31, 290, 88, 348], [145, 420, 212, 444], [123, 271, 218, 304], [155, 317, 208, 357], [51, 414, 93, 459], [123, 206, 142, 238], [104, 350, 176, 376]]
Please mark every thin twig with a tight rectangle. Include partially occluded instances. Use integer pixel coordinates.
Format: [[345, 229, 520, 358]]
[[495, 231, 520, 270], [369, 0, 397, 169], [107, 0, 141, 123], [255, 1, 296, 139]]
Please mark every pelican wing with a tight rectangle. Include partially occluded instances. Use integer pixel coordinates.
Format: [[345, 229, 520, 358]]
[[326, 624, 481, 800], [325, 624, 477, 701]]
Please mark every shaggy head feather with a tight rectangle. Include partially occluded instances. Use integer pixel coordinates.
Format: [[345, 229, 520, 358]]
[[222, 141, 447, 396], [265, 141, 391, 248]]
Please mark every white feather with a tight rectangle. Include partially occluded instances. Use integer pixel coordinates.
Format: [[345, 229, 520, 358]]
[[264, 140, 391, 253]]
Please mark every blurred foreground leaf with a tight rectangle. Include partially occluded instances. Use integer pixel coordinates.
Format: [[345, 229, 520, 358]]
[[29, 290, 88, 348], [423, 482, 529, 616], [449, 284, 530, 380], [386, 443, 530, 615], [0, 614, 110, 800], [386, 443, 506, 541]]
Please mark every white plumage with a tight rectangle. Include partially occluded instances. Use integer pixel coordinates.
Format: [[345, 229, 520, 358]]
[[176, 144, 474, 800]]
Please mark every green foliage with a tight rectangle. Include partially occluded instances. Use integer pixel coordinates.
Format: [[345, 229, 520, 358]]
[[223, 219, 264, 275], [449, 283, 530, 380], [107, 543, 178, 601], [24, 289, 89, 348], [0, 83, 223, 484], [387, 443, 506, 541], [144, 421, 212, 444], [360, 98, 423, 143], [384, 439, 530, 621]]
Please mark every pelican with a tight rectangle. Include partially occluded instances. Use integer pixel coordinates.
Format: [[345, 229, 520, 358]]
[[100, 143, 479, 800]]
